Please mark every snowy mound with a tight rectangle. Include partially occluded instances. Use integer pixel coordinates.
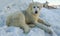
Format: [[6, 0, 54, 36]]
[[0, 7, 59, 36]]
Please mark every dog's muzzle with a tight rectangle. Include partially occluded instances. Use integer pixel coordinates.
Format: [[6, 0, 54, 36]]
[[35, 11, 38, 14]]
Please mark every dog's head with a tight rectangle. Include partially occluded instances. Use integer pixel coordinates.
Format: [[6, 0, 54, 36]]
[[27, 2, 43, 14]]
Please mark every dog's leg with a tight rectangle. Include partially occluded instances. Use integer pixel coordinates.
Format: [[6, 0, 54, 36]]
[[38, 18, 51, 27], [20, 23, 31, 34], [28, 24, 36, 28], [34, 22, 52, 34]]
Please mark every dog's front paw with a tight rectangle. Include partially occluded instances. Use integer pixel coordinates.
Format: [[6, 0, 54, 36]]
[[48, 29, 53, 34], [24, 27, 31, 34], [46, 28, 53, 34], [45, 24, 51, 27]]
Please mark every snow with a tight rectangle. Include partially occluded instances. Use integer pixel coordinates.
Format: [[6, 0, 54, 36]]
[[0, 0, 60, 36]]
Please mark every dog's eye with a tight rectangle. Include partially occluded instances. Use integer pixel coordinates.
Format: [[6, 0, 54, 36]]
[[37, 6, 39, 8], [33, 6, 35, 8]]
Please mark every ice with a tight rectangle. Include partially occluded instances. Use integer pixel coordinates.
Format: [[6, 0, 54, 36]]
[[0, 0, 60, 36]]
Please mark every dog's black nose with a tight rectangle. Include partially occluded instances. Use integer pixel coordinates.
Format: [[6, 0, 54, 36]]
[[35, 11, 38, 14]]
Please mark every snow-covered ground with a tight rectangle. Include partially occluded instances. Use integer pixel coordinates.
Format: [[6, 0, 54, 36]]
[[0, 0, 60, 36]]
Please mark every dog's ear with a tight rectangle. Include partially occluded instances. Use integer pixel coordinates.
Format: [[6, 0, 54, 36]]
[[41, 4, 43, 8], [26, 3, 33, 11], [28, 3, 32, 9], [39, 3, 43, 8], [29, 3, 32, 7]]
